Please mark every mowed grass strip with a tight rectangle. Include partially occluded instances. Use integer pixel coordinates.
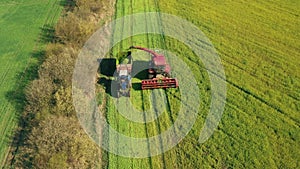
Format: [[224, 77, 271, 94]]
[[104, 0, 210, 168]]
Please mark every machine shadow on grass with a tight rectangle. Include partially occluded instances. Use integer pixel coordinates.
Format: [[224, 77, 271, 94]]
[[131, 82, 142, 90], [97, 58, 118, 98], [131, 60, 149, 80], [97, 77, 118, 98], [131, 60, 149, 90]]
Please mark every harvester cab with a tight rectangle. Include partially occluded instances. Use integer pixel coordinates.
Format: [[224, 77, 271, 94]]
[[149, 55, 171, 78]]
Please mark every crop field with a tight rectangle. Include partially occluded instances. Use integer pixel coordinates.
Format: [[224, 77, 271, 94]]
[[98, 0, 300, 168], [0, 0, 298, 168], [0, 0, 62, 166]]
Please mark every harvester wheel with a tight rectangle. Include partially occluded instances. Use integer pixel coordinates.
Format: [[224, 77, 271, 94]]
[[165, 73, 171, 78]]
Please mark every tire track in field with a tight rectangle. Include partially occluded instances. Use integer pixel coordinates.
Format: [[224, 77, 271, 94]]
[[118, 0, 135, 167], [107, 0, 126, 167], [199, 2, 299, 79], [0, 61, 14, 88], [217, 102, 276, 147], [161, 4, 299, 125], [197, 55, 300, 126], [109, 0, 118, 58], [148, 0, 185, 167], [111, 99, 120, 169], [138, 1, 157, 168], [149, 92, 167, 169], [134, 1, 168, 167], [196, 2, 299, 65], [183, 43, 299, 125], [0, 0, 23, 24], [7, 0, 62, 166], [201, 2, 300, 127], [105, 0, 122, 167], [199, 2, 299, 58], [151, 0, 182, 167], [164, 89, 183, 167], [112, 1, 154, 167], [128, 1, 135, 168], [0, 45, 26, 142], [0, 106, 13, 140], [221, 52, 299, 104], [111, 0, 124, 167], [143, 0, 169, 167], [129, 0, 134, 46], [141, 91, 154, 169], [118, 0, 125, 51], [0, 1, 25, 162], [101, 91, 110, 169]]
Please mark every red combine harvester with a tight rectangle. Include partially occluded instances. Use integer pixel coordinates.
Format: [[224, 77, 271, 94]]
[[129, 46, 178, 90]]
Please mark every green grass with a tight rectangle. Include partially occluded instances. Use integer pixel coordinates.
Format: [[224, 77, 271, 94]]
[[159, 0, 299, 168], [100, 0, 300, 168], [102, 0, 209, 168], [0, 0, 62, 166]]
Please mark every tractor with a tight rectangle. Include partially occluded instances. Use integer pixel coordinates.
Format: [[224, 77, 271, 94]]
[[115, 52, 132, 97], [129, 46, 178, 90]]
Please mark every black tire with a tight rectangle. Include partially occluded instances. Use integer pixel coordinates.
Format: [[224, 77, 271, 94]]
[[165, 73, 171, 78]]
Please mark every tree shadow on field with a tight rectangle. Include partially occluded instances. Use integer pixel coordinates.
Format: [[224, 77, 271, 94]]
[[31, 50, 47, 65], [4, 61, 41, 167], [3, 23, 55, 167], [59, 0, 76, 11], [39, 24, 57, 43]]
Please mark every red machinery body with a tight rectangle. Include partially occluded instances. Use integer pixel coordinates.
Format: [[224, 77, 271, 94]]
[[141, 78, 178, 90], [129, 46, 178, 90]]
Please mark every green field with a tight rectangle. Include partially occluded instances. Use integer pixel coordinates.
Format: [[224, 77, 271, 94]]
[[98, 0, 300, 168], [0, 0, 62, 166], [0, 0, 299, 168]]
